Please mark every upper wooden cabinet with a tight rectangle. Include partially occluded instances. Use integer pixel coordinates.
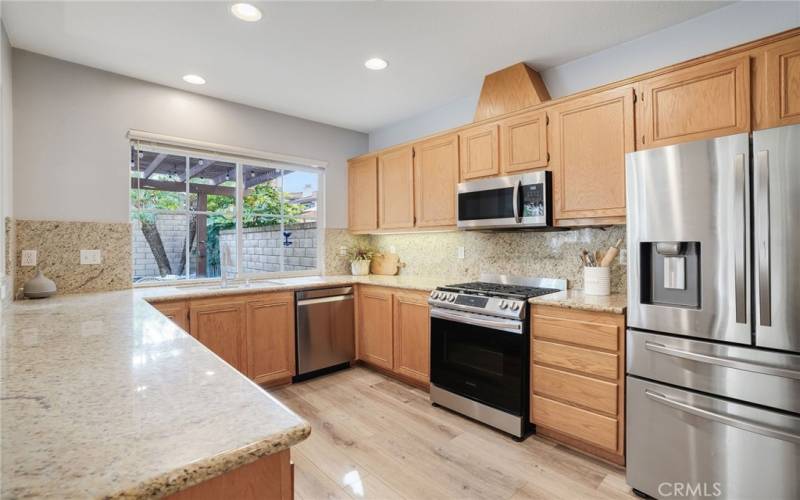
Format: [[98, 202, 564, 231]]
[[392, 291, 430, 384], [357, 286, 394, 370], [348, 155, 378, 232], [414, 134, 459, 227], [246, 292, 296, 386], [459, 122, 499, 180], [190, 297, 248, 373], [637, 55, 750, 149], [760, 36, 800, 129], [378, 146, 415, 229], [500, 109, 548, 173], [550, 86, 634, 225]]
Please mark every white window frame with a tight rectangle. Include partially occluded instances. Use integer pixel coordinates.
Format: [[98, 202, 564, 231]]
[[128, 131, 327, 286]]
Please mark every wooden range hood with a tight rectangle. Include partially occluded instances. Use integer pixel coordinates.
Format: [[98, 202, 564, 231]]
[[474, 62, 551, 121]]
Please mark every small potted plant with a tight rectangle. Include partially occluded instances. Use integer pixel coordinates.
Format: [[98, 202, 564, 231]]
[[347, 243, 375, 276]]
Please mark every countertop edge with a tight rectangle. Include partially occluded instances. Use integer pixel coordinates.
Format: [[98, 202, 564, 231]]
[[110, 422, 311, 499], [528, 291, 627, 315]]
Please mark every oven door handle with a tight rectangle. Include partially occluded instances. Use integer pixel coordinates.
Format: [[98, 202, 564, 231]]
[[430, 308, 523, 334]]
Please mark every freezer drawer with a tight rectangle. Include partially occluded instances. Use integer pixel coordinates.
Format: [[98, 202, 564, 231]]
[[627, 377, 800, 500], [627, 330, 800, 414]]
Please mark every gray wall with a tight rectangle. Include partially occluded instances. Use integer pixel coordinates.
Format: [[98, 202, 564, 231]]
[[369, 1, 800, 150], [1, 19, 13, 303], [12, 50, 368, 227]]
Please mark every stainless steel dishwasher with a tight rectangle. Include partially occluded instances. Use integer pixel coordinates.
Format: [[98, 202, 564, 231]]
[[295, 286, 355, 379]]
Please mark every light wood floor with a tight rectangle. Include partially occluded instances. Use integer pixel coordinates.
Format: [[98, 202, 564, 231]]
[[271, 367, 636, 500]]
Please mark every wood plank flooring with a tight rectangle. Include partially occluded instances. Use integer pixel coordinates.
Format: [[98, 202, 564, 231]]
[[270, 367, 636, 500]]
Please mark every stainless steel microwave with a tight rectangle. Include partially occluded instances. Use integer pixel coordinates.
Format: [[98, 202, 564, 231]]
[[457, 171, 551, 230]]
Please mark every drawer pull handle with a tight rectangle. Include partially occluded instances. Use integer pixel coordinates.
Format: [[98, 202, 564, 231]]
[[644, 341, 800, 380], [644, 389, 800, 444]]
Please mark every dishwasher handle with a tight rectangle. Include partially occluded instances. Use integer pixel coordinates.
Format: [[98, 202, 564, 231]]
[[297, 294, 353, 307], [296, 286, 353, 301]]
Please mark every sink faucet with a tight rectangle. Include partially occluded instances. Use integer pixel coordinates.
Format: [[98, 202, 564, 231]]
[[220, 244, 235, 288]]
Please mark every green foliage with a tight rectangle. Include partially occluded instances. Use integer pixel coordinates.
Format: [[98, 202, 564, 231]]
[[347, 243, 376, 261]]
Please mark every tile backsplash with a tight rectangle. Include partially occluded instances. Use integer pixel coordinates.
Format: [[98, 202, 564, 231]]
[[366, 226, 627, 292], [14, 219, 132, 296]]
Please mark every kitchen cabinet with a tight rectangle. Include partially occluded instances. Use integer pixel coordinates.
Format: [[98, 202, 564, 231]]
[[530, 305, 625, 465], [392, 291, 430, 384], [414, 134, 459, 227], [356, 286, 394, 370], [378, 146, 415, 229], [348, 155, 378, 232], [637, 54, 750, 149], [549, 86, 634, 226], [759, 36, 800, 129], [151, 300, 189, 331], [500, 109, 548, 173], [459, 122, 499, 180], [190, 297, 248, 373], [246, 292, 296, 386]]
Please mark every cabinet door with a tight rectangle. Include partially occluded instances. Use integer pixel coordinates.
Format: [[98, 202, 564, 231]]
[[348, 155, 378, 231], [190, 298, 247, 373], [378, 146, 415, 229], [550, 86, 634, 225], [152, 300, 189, 331], [638, 55, 750, 149], [500, 109, 548, 173], [392, 291, 430, 384], [414, 134, 459, 227], [357, 286, 393, 369], [762, 36, 800, 129], [246, 292, 296, 386], [459, 123, 499, 180]]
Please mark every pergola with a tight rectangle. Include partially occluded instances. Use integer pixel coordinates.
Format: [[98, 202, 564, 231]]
[[131, 150, 282, 276]]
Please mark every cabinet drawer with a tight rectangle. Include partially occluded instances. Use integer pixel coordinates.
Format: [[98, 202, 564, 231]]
[[532, 339, 618, 380], [532, 311, 620, 351], [533, 364, 618, 415], [532, 395, 618, 452]]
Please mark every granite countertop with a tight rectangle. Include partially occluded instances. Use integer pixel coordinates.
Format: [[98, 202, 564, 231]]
[[529, 289, 627, 314], [0, 274, 448, 499]]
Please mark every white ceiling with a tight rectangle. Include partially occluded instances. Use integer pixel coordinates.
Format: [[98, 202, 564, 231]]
[[3, 1, 729, 133]]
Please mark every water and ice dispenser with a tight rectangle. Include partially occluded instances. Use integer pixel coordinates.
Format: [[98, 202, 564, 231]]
[[639, 241, 701, 309]]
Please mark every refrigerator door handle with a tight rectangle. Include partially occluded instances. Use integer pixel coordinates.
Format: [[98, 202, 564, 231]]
[[644, 389, 800, 444], [645, 341, 800, 379], [734, 153, 747, 323], [756, 150, 772, 327]]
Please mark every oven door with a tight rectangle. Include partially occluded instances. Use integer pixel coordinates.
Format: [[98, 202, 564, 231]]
[[430, 307, 526, 414]]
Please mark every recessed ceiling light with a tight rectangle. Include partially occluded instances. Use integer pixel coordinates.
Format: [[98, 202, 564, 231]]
[[364, 58, 389, 71], [231, 3, 262, 22], [182, 74, 206, 85]]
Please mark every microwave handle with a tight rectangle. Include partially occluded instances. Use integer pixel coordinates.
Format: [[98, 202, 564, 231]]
[[513, 180, 522, 223]]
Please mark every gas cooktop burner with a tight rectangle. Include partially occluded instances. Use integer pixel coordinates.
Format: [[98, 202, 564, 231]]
[[441, 281, 561, 299]]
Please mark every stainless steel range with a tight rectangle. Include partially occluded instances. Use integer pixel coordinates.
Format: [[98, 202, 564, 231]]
[[428, 275, 565, 438]]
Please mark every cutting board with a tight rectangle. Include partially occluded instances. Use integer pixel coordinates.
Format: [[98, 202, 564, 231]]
[[370, 253, 403, 275]]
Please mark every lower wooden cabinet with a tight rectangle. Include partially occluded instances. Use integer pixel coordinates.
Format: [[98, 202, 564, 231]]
[[246, 292, 296, 386], [152, 291, 296, 387], [530, 304, 626, 465], [357, 285, 430, 385], [356, 286, 395, 370], [151, 300, 189, 332], [190, 297, 248, 374], [392, 291, 431, 384]]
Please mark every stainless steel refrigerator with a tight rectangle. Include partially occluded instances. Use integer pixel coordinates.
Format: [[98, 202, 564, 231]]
[[625, 125, 800, 500]]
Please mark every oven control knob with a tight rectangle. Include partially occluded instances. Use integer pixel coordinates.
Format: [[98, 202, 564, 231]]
[[447, 294, 456, 302], [510, 302, 521, 311], [499, 300, 508, 309], [431, 292, 440, 300]]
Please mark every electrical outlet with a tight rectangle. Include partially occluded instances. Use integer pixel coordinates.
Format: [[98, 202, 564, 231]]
[[457, 246, 465, 259], [619, 249, 627, 266], [389, 245, 396, 254], [21, 250, 37, 267], [80, 249, 102, 265], [339, 246, 347, 256]]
